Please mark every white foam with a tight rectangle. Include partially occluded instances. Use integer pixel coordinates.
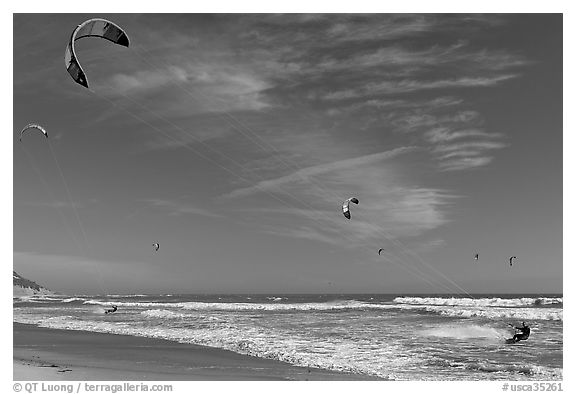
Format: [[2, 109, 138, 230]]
[[60, 297, 86, 303], [431, 359, 563, 379], [140, 309, 187, 319], [107, 294, 148, 298], [12, 313, 407, 379], [421, 305, 563, 321], [83, 299, 372, 311], [79, 298, 562, 321], [13, 295, 61, 302], [394, 296, 563, 307]]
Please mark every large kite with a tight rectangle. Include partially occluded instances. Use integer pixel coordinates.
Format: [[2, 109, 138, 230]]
[[65, 18, 130, 89]]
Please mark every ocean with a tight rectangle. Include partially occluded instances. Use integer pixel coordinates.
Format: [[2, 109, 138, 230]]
[[13, 293, 563, 380]]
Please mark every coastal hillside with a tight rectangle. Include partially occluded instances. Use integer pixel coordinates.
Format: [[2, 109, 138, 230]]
[[13, 271, 53, 296]]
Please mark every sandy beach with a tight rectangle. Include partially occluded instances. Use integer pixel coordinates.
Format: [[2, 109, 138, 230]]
[[13, 323, 373, 381]]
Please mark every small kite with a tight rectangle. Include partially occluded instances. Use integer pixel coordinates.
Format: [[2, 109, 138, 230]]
[[342, 197, 359, 220], [20, 124, 48, 142]]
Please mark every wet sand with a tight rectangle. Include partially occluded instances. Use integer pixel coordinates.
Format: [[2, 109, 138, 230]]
[[13, 323, 376, 380]]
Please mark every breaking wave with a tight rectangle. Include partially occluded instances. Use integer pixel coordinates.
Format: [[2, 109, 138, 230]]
[[140, 309, 187, 319], [420, 305, 562, 321], [80, 298, 562, 321], [83, 299, 372, 311], [61, 297, 87, 303], [394, 296, 563, 307]]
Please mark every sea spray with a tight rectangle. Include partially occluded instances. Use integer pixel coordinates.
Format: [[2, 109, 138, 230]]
[[423, 324, 509, 340]]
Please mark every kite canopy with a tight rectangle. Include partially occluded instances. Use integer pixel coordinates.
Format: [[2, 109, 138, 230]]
[[378, 248, 384, 256], [65, 18, 130, 88], [20, 124, 48, 141], [509, 256, 516, 266], [153, 243, 160, 251], [342, 197, 359, 220]]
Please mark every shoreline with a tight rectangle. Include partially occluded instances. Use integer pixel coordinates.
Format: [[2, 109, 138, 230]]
[[13, 323, 379, 381]]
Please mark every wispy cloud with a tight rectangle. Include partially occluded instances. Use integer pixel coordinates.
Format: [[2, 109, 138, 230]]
[[432, 140, 508, 171], [327, 96, 464, 117], [105, 66, 189, 95], [433, 141, 508, 153], [248, 183, 457, 247], [438, 156, 494, 171], [98, 62, 273, 116], [391, 110, 483, 134], [322, 14, 437, 43], [239, 14, 437, 49], [299, 43, 527, 82], [141, 198, 223, 218], [321, 75, 519, 100], [424, 128, 503, 143], [375, 103, 508, 171], [225, 143, 458, 247], [84, 14, 527, 175], [224, 147, 417, 199]]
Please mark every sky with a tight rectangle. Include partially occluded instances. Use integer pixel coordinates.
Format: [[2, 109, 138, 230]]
[[12, 13, 563, 295]]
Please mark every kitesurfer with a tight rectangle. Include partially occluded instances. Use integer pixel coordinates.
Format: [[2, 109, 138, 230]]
[[511, 322, 530, 342], [105, 305, 118, 314]]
